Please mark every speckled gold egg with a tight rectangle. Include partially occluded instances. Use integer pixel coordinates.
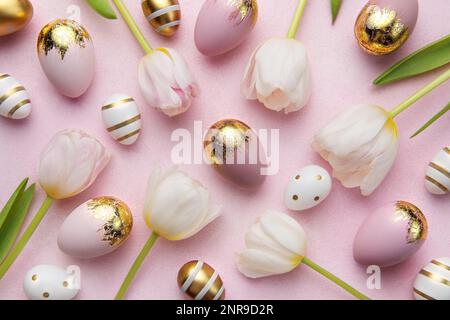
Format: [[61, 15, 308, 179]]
[[141, 0, 181, 37], [177, 260, 225, 300], [354, 0, 418, 55], [0, 0, 33, 36], [57, 197, 133, 259], [204, 119, 267, 188]]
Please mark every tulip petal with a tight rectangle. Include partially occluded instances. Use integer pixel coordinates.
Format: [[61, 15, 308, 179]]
[[236, 249, 297, 278]]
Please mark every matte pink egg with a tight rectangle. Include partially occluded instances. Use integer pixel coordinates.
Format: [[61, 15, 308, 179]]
[[195, 0, 258, 56], [353, 201, 428, 268], [57, 197, 133, 259], [37, 19, 95, 98]]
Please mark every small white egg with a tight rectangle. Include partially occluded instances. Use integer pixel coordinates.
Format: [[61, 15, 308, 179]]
[[425, 146, 449, 195], [23, 264, 79, 300], [0, 73, 31, 119], [413, 257, 450, 300], [101, 94, 142, 145], [284, 165, 332, 211]]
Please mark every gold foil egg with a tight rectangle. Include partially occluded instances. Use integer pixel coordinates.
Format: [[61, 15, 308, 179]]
[[203, 119, 267, 188], [37, 19, 95, 98], [141, 0, 181, 37], [0, 0, 33, 36], [57, 197, 133, 259], [177, 260, 225, 300], [354, 0, 418, 55]]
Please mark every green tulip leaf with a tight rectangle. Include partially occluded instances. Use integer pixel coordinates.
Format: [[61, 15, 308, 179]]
[[0, 178, 28, 230], [410, 101, 450, 138], [0, 184, 35, 264], [374, 34, 450, 85], [86, 0, 117, 19], [331, 0, 342, 24]]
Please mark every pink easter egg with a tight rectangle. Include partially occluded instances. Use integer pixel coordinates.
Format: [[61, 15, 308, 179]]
[[194, 0, 258, 56], [203, 118, 266, 188], [37, 19, 95, 98], [57, 197, 133, 259], [353, 201, 428, 268]]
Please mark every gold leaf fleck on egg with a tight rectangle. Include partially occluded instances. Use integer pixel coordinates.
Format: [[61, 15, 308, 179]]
[[37, 19, 91, 60], [394, 201, 427, 244], [87, 197, 133, 247], [228, 0, 258, 25]]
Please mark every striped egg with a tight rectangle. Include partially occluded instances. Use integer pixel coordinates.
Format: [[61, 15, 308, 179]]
[[425, 146, 450, 195], [101, 94, 142, 145], [413, 257, 450, 300], [0, 73, 31, 120], [177, 260, 225, 300], [141, 0, 181, 37]]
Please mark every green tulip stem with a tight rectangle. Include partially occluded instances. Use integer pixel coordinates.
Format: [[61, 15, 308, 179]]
[[389, 68, 450, 118], [115, 232, 159, 300], [112, 0, 153, 54], [287, 0, 308, 39], [0, 196, 54, 280], [302, 257, 371, 300]]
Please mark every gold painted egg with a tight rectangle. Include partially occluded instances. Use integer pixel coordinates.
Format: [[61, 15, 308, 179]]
[[177, 260, 225, 300], [354, 0, 418, 55], [141, 0, 181, 37], [0, 0, 33, 36], [203, 119, 267, 188], [57, 196, 133, 259]]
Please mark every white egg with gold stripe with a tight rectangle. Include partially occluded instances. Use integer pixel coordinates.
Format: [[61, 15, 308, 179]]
[[0, 73, 31, 120], [177, 260, 225, 300], [413, 257, 450, 300], [141, 0, 181, 37], [425, 146, 450, 195], [101, 94, 141, 145]]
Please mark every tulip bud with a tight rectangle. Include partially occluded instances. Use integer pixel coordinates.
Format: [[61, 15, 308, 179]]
[[241, 37, 312, 113], [39, 129, 110, 199], [143, 167, 221, 240], [236, 210, 307, 278], [312, 104, 398, 196], [138, 48, 199, 117]]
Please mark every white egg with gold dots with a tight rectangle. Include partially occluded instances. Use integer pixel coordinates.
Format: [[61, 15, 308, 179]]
[[101, 94, 142, 145], [0, 73, 31, 120], [284, 165, 332, 211], [425, 146, 450, 195], [413, 257, 450, 300], [23, 264, 79, 300]]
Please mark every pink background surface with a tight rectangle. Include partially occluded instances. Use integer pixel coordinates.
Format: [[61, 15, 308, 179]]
[[0, 0, 449, 300]]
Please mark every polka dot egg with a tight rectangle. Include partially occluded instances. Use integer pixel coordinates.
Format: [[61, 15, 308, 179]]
[[284, 165, 332, 211]]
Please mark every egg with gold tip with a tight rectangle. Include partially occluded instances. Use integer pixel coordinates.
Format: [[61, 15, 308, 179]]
[[57, 197, 133, 259], [0, 0, 33, 36], [413, 257, 450, 300], [37, 19, 95, 98], [354, 0, 418, 55], [425, 146, 450, 195], [353, 201, 428, 268], [195, 0, 258, 56], [177, 260, 225, 300], [141, 0, 181, 37], [204, 118, 266, 188], [101, 94, 142, 145], [0, 73, 31, 119]]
